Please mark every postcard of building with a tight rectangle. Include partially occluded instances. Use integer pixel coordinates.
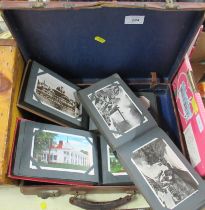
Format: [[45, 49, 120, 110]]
[[18, 61, 88, 129]]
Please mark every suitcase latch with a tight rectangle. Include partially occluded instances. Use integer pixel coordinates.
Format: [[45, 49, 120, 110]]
[[165, 0, 178, 9], [31, 0, 47, 8]]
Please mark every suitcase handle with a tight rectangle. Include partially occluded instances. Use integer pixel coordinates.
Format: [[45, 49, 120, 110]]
[[69, 192, 135, 210]]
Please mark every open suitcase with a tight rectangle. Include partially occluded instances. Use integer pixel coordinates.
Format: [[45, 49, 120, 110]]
[[1, 1, 205, 209]]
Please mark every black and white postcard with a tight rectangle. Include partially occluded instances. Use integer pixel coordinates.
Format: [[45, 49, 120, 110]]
[[33, 69, 82, 120], [88, 81, 148, 138], [89, 91, 160, 132], [131, 138, 199, 209]]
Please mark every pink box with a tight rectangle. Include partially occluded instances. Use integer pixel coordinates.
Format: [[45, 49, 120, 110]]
[[172, 55, 205, 177]]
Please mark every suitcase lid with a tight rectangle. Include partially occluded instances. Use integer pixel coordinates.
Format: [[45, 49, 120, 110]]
[[1, 2, 205, 82]]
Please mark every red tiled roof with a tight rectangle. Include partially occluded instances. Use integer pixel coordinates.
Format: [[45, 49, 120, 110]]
[[50, 141, 63, 149]]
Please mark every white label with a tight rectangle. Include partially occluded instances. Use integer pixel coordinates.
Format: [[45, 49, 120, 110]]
[[124, 16, 145, 25], [196, 114, 204, 133], [183, 123, 201, 167]]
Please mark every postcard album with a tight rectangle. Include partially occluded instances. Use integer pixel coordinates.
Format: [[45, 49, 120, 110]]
[[79, 73, 157, 150], [78, 73, 205, 210], [18, 61, 89, 129], [11, 120, 99, 184]]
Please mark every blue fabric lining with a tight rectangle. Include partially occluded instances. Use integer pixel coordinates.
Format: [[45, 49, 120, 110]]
[[3, 8, 204, 81], [157, 89, 180, 148], [128, 84, 180, 148]]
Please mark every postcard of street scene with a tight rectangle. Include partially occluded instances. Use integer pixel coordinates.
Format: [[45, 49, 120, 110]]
[[89, 81, 148, 138]]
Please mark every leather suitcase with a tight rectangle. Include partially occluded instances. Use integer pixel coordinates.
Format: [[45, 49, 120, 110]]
[[1, 1, 205, 209]]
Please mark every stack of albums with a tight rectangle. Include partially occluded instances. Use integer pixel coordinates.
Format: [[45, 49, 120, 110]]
[[10, 120, 99, 184], [18, 61, 88, 129], [78, 74, 205, 210], [13, 60, 205, 209]]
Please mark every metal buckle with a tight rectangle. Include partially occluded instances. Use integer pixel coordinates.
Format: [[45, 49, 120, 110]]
[[31, 0, 47, 8], [165, 0, 178, 9]]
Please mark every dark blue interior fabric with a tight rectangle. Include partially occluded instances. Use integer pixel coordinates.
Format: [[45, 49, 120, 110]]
[[3, 8, 204, 81], [157, 88, 180, 148], [130, 84, 180, 147]]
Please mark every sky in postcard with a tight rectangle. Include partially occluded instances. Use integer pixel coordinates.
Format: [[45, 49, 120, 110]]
[[47, 131, 92, 151]]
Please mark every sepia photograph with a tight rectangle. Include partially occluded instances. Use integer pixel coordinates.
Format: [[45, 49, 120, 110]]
[[33, 69, 82, 119], [88, 81, 147, 138], [131, 138, 199, 209], [30, 129, 93, 173], [107, 145, 127, 175]]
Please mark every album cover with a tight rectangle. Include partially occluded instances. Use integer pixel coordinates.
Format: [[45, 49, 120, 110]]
[[18, 61, 88, 129], [12, 120, 99, 184], [117, 127, 205, 210], [78, 74, 157, 149], [100, 136, 131, 185], [89, 91, 160, 132]]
